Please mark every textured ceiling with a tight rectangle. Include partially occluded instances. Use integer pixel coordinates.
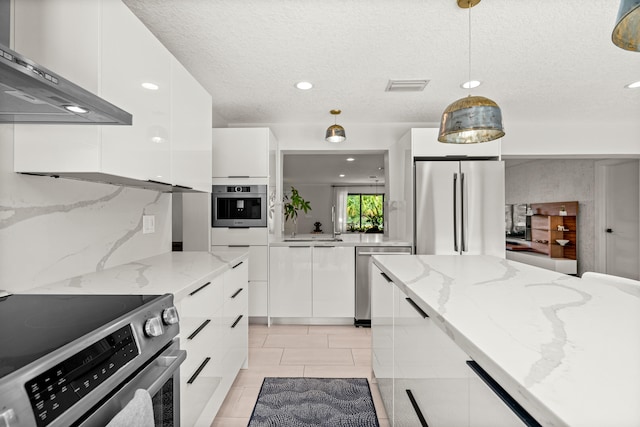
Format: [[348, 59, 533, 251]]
[[123, 0, 640, 127]]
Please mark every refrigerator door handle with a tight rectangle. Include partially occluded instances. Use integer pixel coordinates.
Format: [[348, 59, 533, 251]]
[[461, 172, 466, 252], [453, 173, 459, 253]]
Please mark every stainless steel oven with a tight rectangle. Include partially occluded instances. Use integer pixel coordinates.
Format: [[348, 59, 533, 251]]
[[0, 293, 185, 427], [212, 185, 267, 227]]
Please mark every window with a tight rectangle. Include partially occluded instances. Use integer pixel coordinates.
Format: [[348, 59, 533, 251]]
[[346, 193, 384, 233]]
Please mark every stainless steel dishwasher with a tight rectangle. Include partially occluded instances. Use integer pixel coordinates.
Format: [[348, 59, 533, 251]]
[[355, 246, 412, 326]]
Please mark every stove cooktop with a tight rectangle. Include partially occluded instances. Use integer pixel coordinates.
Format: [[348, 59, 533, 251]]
[[0, 294, 160, 379]]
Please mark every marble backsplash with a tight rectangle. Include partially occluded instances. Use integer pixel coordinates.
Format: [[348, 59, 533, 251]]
[[0, 125, 171, 292]]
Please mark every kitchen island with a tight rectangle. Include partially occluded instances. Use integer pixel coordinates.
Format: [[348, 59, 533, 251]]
[[372, 254, 640, 427]]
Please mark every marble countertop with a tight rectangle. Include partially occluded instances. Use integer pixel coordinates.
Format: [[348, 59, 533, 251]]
[[269, 233, 412, 247], [22, 249, 249, 301], [372, 254, 640, 427]]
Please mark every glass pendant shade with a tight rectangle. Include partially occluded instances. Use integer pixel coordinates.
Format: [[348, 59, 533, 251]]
[[612, 0, 640, 51], [325, 124, 346, 143], [438, 95, 505, 144]]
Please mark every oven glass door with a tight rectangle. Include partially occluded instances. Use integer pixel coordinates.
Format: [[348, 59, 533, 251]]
[[151, 376, 177, 426]]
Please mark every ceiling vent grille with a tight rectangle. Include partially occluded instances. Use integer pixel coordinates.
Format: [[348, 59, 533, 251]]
[[385, 79, 429, 92]]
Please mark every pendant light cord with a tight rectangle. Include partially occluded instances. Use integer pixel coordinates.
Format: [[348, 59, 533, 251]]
[[468, 0, 472, 96]]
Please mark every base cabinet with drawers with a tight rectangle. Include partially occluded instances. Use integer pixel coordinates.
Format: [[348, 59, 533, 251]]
[[177, 260, 248, 427], [371, 264, 528, 427]]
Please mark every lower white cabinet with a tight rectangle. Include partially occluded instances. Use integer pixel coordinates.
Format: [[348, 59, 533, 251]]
[[269, 246, 313, 317], [372, 264, 528, 427], [312, 246, 355, 317], [176, 260, 248, 427], [269, 245, 355, 319]]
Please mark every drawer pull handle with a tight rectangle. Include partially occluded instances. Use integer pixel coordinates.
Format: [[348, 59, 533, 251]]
[[231, 288, 244, 298], [406, 389, 429, 427], [406, 297, 429, 318], [232, 261, 244, 269], [187, 319, 211, 340], [466, 361, 542, 427], [231, 314, 243, 328], [189, 281, 211, 296], [187, 357, 211, 384], [380, 272, 393, 283], [228, 245, 250, 248]]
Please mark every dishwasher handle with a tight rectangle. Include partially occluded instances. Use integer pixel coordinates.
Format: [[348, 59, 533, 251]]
[[358, 251, 411, 256]]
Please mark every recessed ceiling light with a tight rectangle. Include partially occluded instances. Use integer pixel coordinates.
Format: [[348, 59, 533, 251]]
[[295, 81, 313, 90], [461, 80, 481, 89], [625, 81, 640, 89], [64, 105, 89, 114], [339, 174, 345, 178], [346, 157, 355, 162], [142, 82, 159, 90]]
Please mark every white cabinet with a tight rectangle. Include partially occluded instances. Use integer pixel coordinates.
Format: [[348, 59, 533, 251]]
[[371, 264, 395, 420], [269, 245, 356, 319], [177, 261, 248, 427], [269, 246, 312, 317], [170, 57, 213, 192], [312, 246, 355, 317], [212, 128, 274, 178], [13, 0, 212, 192]]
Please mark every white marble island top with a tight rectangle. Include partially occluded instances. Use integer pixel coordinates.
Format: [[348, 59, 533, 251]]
[[372, 254, 640, 427], [22, 249, 249, 300]]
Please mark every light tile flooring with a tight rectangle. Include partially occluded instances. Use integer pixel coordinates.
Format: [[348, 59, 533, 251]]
[[211, 324, 389, 427]]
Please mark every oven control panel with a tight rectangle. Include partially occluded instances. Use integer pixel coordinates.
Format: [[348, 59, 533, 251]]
[[24, 325, 139, 427]]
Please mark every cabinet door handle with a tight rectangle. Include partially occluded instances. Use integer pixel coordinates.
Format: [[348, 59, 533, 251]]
[[189, 281, 211, 296], [466, 361, 542, 427], [231, 288, 244, 298], [173, 184, 193, 190], [406, 297, 429, 318], [232, 261, 244, 269], [231, 314, 243, 328], [228, 245, 250, 248], [380, 272, 393, 283], [289, 246, 311, 248], [187, 319, 211, 340], [147, 179, 172, 186], [314, 245, 335, 248], [358, 251, 411, 256], [227, 175, 250, 178], [187, 357, 211, 384], [406, 389, 429, 427]]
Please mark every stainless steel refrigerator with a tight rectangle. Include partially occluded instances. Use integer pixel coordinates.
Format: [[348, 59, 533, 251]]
[[414, 159, 505, 256]]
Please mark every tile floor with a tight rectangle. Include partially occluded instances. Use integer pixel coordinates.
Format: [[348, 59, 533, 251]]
[[211, 324, 389, 427]]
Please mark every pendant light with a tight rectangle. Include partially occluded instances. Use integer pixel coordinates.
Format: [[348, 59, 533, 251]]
[[325, 109, 346, 143], [612, 0, 640, 51], [438, 0, 504, 144]]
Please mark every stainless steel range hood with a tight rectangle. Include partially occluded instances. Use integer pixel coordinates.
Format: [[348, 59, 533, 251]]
[[0, 0, 132, 125], [0, 43, 132, 125]]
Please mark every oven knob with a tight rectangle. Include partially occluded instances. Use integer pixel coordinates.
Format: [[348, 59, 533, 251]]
[[162, 306, 180, 325], [0, 408, 16, 427], [144, 317, 164, 337]]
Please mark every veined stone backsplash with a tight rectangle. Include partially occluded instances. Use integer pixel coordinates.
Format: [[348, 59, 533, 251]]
[[0, 125, 171, 292]]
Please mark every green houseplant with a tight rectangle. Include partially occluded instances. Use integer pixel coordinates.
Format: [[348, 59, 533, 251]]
[[283, 186, 311, 236]]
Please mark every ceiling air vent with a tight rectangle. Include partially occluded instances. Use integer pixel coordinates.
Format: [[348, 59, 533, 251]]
[[385, 79, 429, 92]]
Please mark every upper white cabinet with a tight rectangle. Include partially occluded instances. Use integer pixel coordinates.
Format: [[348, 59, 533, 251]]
[[410, 128, 501, 158], [12, 0, 212, 192], [212, 128, 275, 178], [170, 58, 213, 192]]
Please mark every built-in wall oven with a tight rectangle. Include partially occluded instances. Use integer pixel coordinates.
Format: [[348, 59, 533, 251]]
[[212, 185, 267, 228], [0, 293, 185, 427]]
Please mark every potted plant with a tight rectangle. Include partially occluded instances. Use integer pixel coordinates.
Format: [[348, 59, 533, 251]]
[[283, 186, 311, 237]]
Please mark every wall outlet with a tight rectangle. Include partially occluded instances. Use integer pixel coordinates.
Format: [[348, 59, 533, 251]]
[[143, 215, 155, 234]]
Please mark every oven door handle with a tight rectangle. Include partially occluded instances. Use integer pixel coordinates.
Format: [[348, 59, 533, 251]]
[[146, 350, 187, 397]]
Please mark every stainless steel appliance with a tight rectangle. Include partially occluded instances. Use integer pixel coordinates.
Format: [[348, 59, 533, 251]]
[[212, 185, 267, 228], [355, 246, 412, 326], [0, 293, 185, 427], [414, 158, 504, 256], [0, 0, 132, 125]]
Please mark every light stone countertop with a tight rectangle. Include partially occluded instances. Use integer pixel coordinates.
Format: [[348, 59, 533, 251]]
[[269, 233, 412, 247], [372, 254, 640, 427], [23, 249, 249, 301]]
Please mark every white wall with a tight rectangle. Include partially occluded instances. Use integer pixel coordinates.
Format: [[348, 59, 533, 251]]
[[282, 184, 332, 236], [0, 125, 171, 292], [505, 159, 596, 275]]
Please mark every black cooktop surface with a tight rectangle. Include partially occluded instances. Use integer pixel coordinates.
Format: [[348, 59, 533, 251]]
[[0, 294, 159, 379]]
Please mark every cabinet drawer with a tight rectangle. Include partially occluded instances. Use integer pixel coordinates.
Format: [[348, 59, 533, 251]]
[[180, 314, 223, 376], [211, 228, 267, 246], [224, 260, 249, 299], [180, 273, 224, 317]]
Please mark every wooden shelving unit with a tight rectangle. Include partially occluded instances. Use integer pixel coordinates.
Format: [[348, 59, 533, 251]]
[[529, 201, 578, 260]]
